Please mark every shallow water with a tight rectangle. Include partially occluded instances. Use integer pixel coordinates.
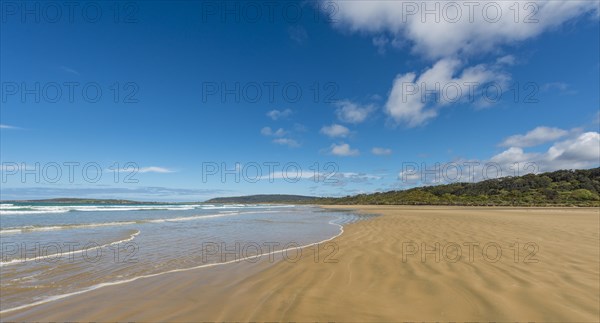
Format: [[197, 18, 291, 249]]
[[0, 203, 363, 312]]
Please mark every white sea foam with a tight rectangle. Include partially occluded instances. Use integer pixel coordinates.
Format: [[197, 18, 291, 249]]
[[0, 204, 202, 215], [70, 207, 195, 212], [0, 212, 346, 315], [0, 207, 71, 215], [143, 210, 279, 223], [0, 221, 138, 234], [200, 204, 294, 210], [0, 230, 141, 267], [0, 210, 278, 234], [0, 204, 289, 215]]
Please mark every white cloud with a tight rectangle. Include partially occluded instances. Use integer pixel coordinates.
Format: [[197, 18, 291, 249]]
[[372, 147, 392, 155], [396, 131, 599, 186], [138, 167, 175, 173], [329, 143, 359, 156], [0, 186, 229, 202], [260, 171, 382, 186], [372, 35, 389, 54], [261, 126, 287, 137], [260, 171, 315, 181], [288, 25, 308, 44], [273, 138, 300, 147], [60, 65, 80, 75], [322, 172, 384, 186], [0, 124, 19, 129], [260, 127, 271, 136], [385, 58, 507, 126], [294, 123, 308, 132], [491, 131, 600, 173], [266, 109, 292, 120], [104, 166, 175, 174], [335, 100, 375, 124], [500, 126, 569, 147], [263, 125, 297, 147], [489, 147, 537, 165], [496, 55, 516, 66], [545, 132, 600, 166], [321, 0, 598, 59], [320, 124, 351, 138], [398, 170, 421, 182], [542, 82, 569, 91], [541, 82, 576, 95], [336, 172, 382, 180], [320, 1, 597, 128]]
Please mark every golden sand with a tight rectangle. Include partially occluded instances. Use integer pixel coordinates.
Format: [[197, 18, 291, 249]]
[[2, 206, 599, 322]]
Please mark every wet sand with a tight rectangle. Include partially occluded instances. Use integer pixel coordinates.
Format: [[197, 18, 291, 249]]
[[2, 206, 599, 322]]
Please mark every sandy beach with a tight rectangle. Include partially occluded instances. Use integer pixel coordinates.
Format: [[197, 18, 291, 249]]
[[2, 206, 599, 322]]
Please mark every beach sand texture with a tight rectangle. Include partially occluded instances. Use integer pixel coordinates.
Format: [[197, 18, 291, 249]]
[[2, 206, 599, 322]]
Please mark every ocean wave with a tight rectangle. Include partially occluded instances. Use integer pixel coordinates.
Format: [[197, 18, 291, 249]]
[[0, 221, 139, 234], [0, 207, 72, 215], [0, 204, 295, 215], [143, 210, 278, 223], [0, 230, 141, 267], [73, 206, 198, 212], [200, 204, 295, 209], [0, 204, 201, 215], [0, 210, 279, 234]]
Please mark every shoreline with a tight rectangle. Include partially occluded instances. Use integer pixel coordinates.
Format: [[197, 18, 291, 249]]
[[0, 205, 348, 315], [2, 206, 599, 322]]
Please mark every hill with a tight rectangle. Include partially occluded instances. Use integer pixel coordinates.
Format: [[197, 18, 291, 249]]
[[316, 167, 600, 206], [205, 194, 318, 204]]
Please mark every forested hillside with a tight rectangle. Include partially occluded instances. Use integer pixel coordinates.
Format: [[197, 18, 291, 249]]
[[316, 168, 600, 206]]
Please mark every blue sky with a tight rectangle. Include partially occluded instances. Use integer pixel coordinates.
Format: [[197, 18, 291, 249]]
[[1, 0, 599, 201]]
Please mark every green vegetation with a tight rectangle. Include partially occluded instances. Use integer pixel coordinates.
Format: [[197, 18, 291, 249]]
[[203, 168, 600, 206], [315, 168, 600, 207]]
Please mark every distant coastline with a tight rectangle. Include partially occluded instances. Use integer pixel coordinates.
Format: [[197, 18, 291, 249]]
[[3, 167, 599, 207], [0, 198, 169, 205]]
